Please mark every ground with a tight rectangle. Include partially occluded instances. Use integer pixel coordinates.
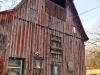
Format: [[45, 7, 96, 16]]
[[87, 69, 100, 75]]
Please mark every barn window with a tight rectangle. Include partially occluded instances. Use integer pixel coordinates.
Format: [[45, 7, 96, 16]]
[[50, 35, 62, 58], [34, 59, 42, 69], [34, 59, 42, 68], [30, 8, 36, 18], [33, 57, 43, 69], [72, 26, 76, 34], [50, 0, 66, 8], [67, 61, 74, 73], [7, 58, 23, 75], [51, 63, 61, 75]]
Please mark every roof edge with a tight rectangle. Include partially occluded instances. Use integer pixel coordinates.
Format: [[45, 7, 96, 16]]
[[0, 0, 26, 14], [13, 0, 26, 10], [69, 1, 89, 41]]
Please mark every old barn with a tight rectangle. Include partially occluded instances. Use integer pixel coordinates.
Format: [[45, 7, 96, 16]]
[[0, 0, 88, 75]]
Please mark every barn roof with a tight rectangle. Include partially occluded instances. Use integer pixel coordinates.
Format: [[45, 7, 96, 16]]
[[0, 0, 88, 41], [70, 1, 89, 41]]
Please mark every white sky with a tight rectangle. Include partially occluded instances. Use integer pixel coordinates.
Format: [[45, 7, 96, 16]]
[[74, 0, 100, 31], [0, 0, 21, 11]]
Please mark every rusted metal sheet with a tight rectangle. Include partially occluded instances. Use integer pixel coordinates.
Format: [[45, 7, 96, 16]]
[[0, 0, 87, 75]]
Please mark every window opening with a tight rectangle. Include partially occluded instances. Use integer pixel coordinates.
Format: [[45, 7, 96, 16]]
[[34, 59, 42, 69], [30, 8, 36, 18], [50, 0, 66, 8], [33, 57, 43, 69], [51, 63, 61, 75], [54, 66, 58, 74], [50, 35, 62, 58], [7, 58, 23, 75]]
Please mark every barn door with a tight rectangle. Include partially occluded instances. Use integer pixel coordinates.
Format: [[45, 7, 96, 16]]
[[0, 58, 4, 75]]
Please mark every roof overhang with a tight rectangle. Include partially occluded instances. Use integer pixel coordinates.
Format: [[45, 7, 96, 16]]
[[67, 0, 89, 41]]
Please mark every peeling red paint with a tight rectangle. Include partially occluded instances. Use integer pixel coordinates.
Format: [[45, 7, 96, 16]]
[[0, 0, 88, 75]]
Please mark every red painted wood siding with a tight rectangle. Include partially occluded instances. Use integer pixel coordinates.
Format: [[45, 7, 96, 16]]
[[0, 0, 86, 75], [0, 59, 4, 75]]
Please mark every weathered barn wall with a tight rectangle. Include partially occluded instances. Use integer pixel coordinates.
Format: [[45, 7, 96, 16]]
[[0, 0, 86, 75]]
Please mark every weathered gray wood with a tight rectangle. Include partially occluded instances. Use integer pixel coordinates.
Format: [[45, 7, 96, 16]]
[[0, 0, 88, 75]]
